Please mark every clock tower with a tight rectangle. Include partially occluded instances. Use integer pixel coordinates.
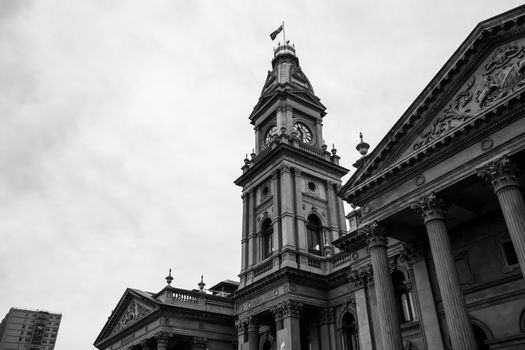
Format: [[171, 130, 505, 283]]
[[234, 43, 349, 350]]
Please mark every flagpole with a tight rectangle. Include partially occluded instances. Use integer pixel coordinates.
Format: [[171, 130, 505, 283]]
[[282, 21, 286, 45]]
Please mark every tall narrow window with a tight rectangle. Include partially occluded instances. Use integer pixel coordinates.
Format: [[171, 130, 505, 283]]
[[341, 313, 358, 350], [307, 215, 322, 255], [261, 219, 273, 260], [392, 270, 415, 322]]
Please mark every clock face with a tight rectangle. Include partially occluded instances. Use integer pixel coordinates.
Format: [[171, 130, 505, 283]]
[[264, 125, 278, 146], [293, 122, 313, 143]]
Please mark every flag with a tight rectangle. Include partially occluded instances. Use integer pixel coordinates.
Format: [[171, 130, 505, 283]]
[[270, 24, 283, 40]]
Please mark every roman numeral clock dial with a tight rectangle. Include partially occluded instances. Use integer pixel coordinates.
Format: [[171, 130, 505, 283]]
[[293, 122, 312, 143]]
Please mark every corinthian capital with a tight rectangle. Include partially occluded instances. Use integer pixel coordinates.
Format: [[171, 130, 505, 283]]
[[411, 192, 447, 223], [364, 222, 387, 248], [477, 155, 521, 193]]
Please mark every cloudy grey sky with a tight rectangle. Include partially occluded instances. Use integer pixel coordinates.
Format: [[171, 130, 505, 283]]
[[1, 1, 523, 349]]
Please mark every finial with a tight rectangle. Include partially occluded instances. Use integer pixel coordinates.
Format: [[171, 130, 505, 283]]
[[331, 144, 337, 155], [165, 269, 173, 286], [356, 132, 370, 156], [251, 149, 256, 159], [198, 275, 205, 292], [244, 154, 250, 165]]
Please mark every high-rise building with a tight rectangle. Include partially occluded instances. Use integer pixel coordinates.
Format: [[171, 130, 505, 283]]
[[95, 4, 525, 350], [0, 308, 61, 350]]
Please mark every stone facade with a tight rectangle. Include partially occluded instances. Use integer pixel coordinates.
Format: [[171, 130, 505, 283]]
[[95, 5, 525, 350]]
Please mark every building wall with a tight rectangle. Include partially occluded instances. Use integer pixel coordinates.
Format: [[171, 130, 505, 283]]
[[0, 308, 61, 350]]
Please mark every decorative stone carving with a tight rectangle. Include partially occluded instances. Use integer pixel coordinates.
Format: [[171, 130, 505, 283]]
[[155, 332, 169, 346], [399, 241, 424, 265], [246, 316, 259, 332], [192, 337, 207, 349], [318, 307, 335, 324], [477, 154, 521, 193], [414, 77, 475, 150], [411, 192, 447, 223], [476, 45, 525, 108], [364, 222, 387, 248], [270, 300, 303, 321], [348, 264, 373, 288], [280, 165, 291, 174], [112, 300, 153, 334]]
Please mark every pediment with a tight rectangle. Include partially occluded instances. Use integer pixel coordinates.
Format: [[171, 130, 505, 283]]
[[397, 40, 525, 160], [110, 296, 155, 335], [95, 289, 159, 346], [340, 6, 525, 202]]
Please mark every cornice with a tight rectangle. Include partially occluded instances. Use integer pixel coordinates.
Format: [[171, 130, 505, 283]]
[[235, 143, 348, 188]]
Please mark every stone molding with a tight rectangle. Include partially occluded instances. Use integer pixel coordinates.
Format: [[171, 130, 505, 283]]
[[477, 154, 521, 193], [411, 192, 447, 223]]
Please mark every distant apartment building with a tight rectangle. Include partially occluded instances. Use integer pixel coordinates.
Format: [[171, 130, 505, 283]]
[[0, 308, 61, 350]]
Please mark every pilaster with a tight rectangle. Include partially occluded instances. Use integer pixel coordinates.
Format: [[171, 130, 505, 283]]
[[280, 165, 295, 248]]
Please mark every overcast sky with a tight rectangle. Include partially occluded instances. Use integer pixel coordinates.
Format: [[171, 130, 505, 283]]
[[1, 1, 524, 349]]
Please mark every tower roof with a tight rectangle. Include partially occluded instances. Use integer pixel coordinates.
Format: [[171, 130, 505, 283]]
[[249, 43, 325, 123]]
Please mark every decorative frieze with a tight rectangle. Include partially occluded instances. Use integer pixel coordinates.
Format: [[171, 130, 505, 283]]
[[192, 337, 207, 349], [477, 154, 521, 193], [318, 307, 335, 325]]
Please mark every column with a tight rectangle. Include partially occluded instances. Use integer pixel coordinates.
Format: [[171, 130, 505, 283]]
[[365, 222, 403, 350], [247, 317, 259, 350], [191, 337, 207, 350], [478, 154, 525, 278], [271, 301, 302, 350], [349, 265, 374, 350], [155, 333, 169, 350], [412, 192, 476, 350]]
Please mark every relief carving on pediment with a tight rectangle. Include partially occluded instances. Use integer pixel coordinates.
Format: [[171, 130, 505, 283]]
[[112, 299, 153, 335], [412, 43, 525, 151]]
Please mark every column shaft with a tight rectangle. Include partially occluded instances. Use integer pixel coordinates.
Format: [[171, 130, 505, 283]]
[[496, 186, 525, 276], [369, 245, 403, 350], [425, 218, 476, 350]]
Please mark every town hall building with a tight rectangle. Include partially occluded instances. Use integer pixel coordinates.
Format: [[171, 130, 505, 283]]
[[95, 5, 525, 350]]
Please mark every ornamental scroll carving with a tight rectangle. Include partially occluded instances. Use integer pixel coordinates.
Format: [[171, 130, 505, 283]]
[[112, 300, 153, 335], [413, 44, 525, 151]]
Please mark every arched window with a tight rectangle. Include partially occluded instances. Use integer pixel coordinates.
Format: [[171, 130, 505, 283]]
[[262, 339, 272, 350], [392, 270, 415, 322], [307, 215, 323, 255], [341, 313, 358, 350], [261, 219, 273, 260], [472, 324, 489, 350]]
